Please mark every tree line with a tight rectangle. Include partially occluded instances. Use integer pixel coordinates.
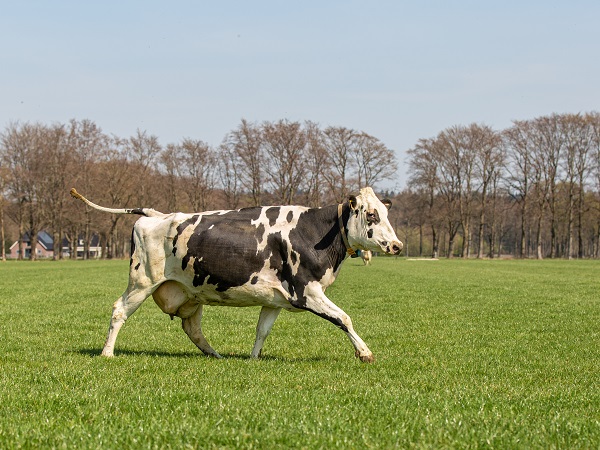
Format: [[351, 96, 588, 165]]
[[4, 112, 600, 261], [404, 112, 600, 259], [0, 118, 397, 260]]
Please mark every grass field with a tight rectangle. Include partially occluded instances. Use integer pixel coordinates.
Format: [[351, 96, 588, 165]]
[[1, 258, 599, 448]]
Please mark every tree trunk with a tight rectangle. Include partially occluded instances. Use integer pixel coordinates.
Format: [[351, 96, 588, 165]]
[[0, 202, 5, 262], [536, 217, 544, 260], [431, 225, 439, 259]]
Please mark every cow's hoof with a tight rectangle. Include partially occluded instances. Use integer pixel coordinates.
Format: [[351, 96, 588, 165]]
[[100, 351, 114, 357], [355, 351, 375, 363]]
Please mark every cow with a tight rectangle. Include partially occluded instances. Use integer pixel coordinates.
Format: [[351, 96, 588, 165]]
[[70, 187, 403, 363], [360, 250, 373, 265]]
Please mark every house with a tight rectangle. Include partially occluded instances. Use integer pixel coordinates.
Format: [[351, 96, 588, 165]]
[[8, 231, 102, 259], [9, 231, 54, 259], [63, 234, 102, 259]]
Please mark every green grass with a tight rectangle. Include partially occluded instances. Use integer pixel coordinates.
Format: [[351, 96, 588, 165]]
[[1, 258, 599, 448]]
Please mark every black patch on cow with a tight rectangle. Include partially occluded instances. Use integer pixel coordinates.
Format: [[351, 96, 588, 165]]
[[265, 207, 280, 226], [267, 232, 295, 297], [289, 300, 349, 333], [286, 203, 349, 303], [290, 251, 298, 265], [173, 215, 199, 255], [127, 208, 147, 216], [251, 276, 259, 284], [129, 229, 136, 266], [367, 229, 374, 238], [366, 209, 380, 226], [286, 211, 293, 222], [255, 223, 265, 242], [180, 208, 273, 291], [135, 262, 141, 271]]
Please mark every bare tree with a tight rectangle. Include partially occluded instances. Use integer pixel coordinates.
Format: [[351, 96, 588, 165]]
[[224, 119, 264, 206], [559, 113, 593, 258], [262, 119, 306, 205], [472, 124, 503, 259], [126, 129, 162, 206], [302, 121, 330, 207], [175, 138, 217, 211], [95, 137, 138, 258], [438, 125, 478, 258], [588, 112, 600, 257], [38, 123, 71, 260], [65, 119, 109, 259], [1, 123, 27, 259], [504, 120, 535, 258], [0, 161, 8, 261], [0, 122, 49, 260], [407, 137, 442, 258], [322, 126, 357, 202], [160, 144, 180, 212], [529, 123, 552, 259], [217, 142, 242, 210], [537, 115, 565, 257], [352, 132, 398, 189]]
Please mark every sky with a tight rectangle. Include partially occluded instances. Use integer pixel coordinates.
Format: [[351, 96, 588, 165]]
[[1, 1, 599, 190]]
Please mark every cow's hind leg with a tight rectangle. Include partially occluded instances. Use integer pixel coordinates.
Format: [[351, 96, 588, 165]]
[[182, 305, 222, 358], [251, 306, 281, 358], [102, 288, 151, 357], [291, 284, 374, 363]]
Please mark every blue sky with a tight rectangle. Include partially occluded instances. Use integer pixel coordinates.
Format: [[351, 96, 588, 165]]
[[2, 1, 598, 189]]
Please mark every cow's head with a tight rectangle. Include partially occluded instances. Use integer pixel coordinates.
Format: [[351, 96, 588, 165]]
[[346, 187, 403, 255]]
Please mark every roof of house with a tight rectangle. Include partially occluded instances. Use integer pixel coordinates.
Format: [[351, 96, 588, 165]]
[[9, 230, 54, 251], [37, 231, 54, 251]]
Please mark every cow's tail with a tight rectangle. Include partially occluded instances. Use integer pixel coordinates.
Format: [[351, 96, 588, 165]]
[[70, 188, 166, 218]]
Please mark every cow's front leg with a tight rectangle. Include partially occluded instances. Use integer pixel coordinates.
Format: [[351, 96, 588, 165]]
[[251, 306, 281, 358], [181, 305, 222, 358], [291, 283, 374, 363]]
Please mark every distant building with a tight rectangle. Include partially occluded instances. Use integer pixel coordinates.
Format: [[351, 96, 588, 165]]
[[8, 231, 102, 259]]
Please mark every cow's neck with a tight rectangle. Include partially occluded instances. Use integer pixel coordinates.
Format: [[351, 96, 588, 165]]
[[309, 203, 353, 271], [337, 203, 357, 258]]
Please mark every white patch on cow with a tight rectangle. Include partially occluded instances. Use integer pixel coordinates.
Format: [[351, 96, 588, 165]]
[[318, 266, 337, 289], [290, 250, 301, 276], [169, 214, 201, 252], [208, 224, 214, 230], [251, 206, 309, 253]]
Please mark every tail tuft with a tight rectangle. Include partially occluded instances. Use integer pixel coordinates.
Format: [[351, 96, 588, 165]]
[[70, 188, 83, 201]]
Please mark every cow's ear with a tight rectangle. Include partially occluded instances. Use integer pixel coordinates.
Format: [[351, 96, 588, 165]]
[[348, 195, 357, 210], [382, 199, 392, 210]]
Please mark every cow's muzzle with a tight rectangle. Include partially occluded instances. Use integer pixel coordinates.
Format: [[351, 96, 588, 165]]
[[381, 240, 403, 255]]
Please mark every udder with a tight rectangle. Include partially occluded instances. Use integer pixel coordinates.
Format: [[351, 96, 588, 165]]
[[152, 280, 199, 319]]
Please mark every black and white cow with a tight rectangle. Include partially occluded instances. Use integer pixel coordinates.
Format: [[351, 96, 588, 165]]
[[71, 187, 402, 362]]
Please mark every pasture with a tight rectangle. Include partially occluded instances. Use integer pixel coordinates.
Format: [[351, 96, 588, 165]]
[[0, 258, 599, 448]]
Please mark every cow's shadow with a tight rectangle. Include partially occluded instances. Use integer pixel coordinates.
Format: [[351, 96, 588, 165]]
[[75, 348, 325, 362]]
